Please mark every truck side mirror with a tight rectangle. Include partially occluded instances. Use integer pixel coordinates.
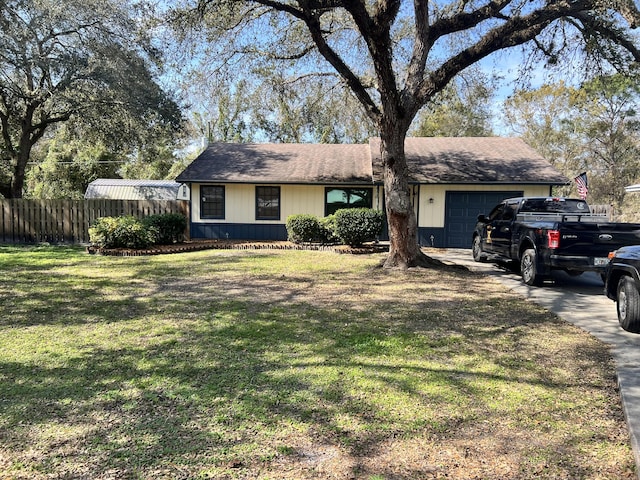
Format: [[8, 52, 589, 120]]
[[477, 214, 488, 223]]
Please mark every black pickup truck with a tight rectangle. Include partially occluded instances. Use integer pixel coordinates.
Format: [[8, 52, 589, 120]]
[[472, 197, 640, 286]]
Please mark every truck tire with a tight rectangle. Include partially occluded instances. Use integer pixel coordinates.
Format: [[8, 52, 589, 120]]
[[520, 249, 542, 286], [472, 236, 486, 262], [616, 275, 640, 333]]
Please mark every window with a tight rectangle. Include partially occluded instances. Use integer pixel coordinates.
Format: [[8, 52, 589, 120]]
[[200, 185, 225, 219], [487, 203, 504, 222], [325, 188, 373, 216], [256, 186, 280, 220]]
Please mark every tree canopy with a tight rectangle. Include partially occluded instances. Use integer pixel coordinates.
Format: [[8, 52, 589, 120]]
[[0, 0, 183, 198]]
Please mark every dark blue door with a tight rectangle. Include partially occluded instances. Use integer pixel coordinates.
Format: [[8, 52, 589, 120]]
[[444, 191, 522, 248]]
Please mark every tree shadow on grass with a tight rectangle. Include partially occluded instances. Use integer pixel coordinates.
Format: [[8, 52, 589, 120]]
[[0, 250, 633, 478]]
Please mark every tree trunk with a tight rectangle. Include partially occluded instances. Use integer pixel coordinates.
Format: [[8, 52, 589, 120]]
[[379, 128, 434, 269], [8, 142, 31, 199]]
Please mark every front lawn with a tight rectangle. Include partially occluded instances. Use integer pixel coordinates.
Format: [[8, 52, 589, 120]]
[[0, 246, 634, 479]]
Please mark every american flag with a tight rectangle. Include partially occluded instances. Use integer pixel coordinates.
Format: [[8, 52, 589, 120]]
[[574, 172, 588, 199]]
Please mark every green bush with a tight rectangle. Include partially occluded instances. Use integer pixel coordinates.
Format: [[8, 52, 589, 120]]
[[89, 216, 157, 249], [334, 208, 384, 246], [319, 215, 339, 244], [286, 214, 322, 243], [142, 213, 187, 244]]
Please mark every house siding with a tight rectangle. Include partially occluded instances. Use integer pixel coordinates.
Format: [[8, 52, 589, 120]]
[[189, 182, 382, 241], [192, 184, 378, 224], [191, 222, 288, 241]]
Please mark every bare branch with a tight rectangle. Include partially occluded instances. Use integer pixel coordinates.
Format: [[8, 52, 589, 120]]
[[427, 0, 512, 45], [415, 1, 593, 106]]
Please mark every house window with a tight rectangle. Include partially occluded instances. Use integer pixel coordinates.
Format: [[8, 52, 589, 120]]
[[200, 185, 225, 219], [325, 187, 373, 216], [256, 186, 280, 220]]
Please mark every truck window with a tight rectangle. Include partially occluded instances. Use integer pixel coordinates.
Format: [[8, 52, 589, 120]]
[[501, 204, 517, 220], [521, 198, 589, 213], [487, 204, 505, 221]]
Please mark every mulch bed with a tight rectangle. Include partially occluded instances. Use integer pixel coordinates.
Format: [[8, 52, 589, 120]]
[[86, 240, 389, 257]]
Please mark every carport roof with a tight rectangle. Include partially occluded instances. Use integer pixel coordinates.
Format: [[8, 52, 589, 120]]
[[370, 137, 569, 185], [84, 179, 181, 200]]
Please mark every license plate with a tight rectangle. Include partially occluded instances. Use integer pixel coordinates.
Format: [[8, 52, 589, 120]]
[[594, 257, 609, 266]]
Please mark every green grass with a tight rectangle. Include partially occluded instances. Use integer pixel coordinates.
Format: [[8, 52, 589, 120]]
[[0, 245, 635, 479]]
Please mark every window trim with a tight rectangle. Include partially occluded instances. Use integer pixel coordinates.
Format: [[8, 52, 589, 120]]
[[255, 186, 281, 220], [200, 185, 225, 219]]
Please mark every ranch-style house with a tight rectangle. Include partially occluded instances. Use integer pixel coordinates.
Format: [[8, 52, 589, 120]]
[[175, 137, 568, 248]]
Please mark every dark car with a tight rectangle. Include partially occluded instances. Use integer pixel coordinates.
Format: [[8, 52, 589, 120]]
[[604, 245, 640, 333]]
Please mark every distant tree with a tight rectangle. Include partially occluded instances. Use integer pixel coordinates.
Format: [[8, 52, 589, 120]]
[[118, 143, 183, 181], [175, 0, 640, 268], [574, 74, 640, 209], [182, 71, 375, 145], [0, 0, 183, 198], [413, 72, 495, 137], [189, 78, 255, 144], [503, 76, 640, 212], [25, 128, 119, 199], [503, 83, 584, 197], [253, 74, 376, 143]]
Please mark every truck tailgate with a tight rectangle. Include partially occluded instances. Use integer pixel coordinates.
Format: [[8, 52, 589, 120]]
[[558, 222, 640, 257]]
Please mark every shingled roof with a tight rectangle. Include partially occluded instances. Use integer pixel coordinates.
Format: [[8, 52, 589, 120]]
[[370, 137, 569, 184], [177, 138, 568, 186], [176, 143, 373, 184]]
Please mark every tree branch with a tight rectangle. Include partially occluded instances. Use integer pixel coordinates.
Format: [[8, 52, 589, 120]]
[[416, 1, 592, 105], [243, 0, 382, 122], [427, 0, 512, 46], [404, 0, 430, 95], [572, 11, 640, 62], [340, 0, 402, 120]]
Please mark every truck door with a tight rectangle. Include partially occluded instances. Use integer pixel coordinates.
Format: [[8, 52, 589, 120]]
[[488, 202, 517, 255], [482, 203, 505, 254]]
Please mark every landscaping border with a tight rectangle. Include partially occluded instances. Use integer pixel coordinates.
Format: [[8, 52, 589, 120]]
[[86, 240, 389, 256]]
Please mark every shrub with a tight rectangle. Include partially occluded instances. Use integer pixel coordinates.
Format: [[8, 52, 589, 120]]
[[286, 214, 322, 243], [334, 208, 384, 246], [89, 216, 157, 249], [319, 215, 339, 244], [142, 213, 187, 244]]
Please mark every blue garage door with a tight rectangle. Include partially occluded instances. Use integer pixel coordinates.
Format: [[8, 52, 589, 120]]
[[444, 191, 522, 248]]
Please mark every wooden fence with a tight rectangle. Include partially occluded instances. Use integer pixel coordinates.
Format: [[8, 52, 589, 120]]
[[0, 199, 189, 245]]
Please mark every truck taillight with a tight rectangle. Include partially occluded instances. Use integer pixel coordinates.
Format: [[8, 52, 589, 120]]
[[547, 230, 560, 249]]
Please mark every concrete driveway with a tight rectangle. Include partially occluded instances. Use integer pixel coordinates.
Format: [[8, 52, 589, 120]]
[[425, 248, 640, 477]]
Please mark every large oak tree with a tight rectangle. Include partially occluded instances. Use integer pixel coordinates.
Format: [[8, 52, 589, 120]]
[[0, 0, 182, 199], [183, 0, 640, 268]]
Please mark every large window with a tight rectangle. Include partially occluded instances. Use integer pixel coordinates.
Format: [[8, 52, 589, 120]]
[[200, 185, 225, 219], [325, 187, 373, 215], [256, 186, 280, 220]]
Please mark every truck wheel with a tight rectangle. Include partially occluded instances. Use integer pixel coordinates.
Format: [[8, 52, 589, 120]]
[[520, 249, 542, 286], [616, 276, 640, 333], [472, 236, 486, 262]]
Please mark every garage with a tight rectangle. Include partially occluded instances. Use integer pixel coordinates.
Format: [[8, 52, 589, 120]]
[[444, 191, 522, 248]]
